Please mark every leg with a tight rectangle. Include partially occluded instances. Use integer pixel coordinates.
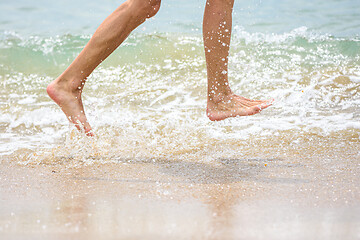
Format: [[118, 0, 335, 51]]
[[47, 0, 161, 135], [203, 0, 272, 121]]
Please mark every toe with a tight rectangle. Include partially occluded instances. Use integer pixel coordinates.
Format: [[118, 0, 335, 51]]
[[261, 100, 273, 109], [247, 105, 261, 115]]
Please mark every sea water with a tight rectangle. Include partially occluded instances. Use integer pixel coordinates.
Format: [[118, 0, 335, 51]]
[[0, 0, 359, 163]]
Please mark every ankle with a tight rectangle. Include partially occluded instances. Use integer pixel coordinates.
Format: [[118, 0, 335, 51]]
[[207, 90, 233, 105], [53, 76, 84, 94]]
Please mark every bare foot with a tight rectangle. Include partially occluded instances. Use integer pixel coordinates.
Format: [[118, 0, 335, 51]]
[[206, 94, 273, 121], [47, 79, 94, 136]]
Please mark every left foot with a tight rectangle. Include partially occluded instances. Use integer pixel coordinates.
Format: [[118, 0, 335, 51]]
[[206, 94, 273, 121], [47, 78, 94, 136]]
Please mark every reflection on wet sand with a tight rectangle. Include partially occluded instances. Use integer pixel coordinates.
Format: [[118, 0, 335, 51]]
[[0, 145, 359, 239]]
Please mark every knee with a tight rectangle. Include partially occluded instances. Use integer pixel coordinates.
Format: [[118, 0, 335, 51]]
[[206, 0, 234, 9], [130, 0, 161, 20], [146, 0, 161, 18]]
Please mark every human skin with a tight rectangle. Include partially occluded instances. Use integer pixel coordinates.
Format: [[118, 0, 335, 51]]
[[47, 0, 272, 136]]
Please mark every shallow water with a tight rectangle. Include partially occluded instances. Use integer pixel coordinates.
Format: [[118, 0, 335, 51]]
[[1, 0, 360, 159], [1, 28, 359, 160]]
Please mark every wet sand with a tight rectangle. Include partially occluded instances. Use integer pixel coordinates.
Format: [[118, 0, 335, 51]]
[[0, 140, 359, 240]]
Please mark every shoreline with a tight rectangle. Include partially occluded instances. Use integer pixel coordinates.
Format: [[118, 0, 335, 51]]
[[1, 141, 359, 239]]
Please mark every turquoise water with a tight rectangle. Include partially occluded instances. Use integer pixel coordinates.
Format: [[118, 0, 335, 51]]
[[0, 0, 359, 159], [1, 0, 360, 36]]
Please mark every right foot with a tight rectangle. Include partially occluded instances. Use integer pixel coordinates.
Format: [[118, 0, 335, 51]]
[[47, 79, 93, 136], [206, 94, 273, 121]]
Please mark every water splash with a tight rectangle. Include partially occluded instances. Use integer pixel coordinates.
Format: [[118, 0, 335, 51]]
[[0, 28, 359, 163]]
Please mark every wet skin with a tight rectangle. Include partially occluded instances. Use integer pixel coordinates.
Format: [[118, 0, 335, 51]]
[[47, 0, 272, 136]]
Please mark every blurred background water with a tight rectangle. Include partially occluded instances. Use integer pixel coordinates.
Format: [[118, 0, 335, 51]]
[[1, 0, 360, 36], [0, 0, 359, 161]]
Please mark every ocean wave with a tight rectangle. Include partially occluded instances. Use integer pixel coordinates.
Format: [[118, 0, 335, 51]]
[[0, 28, 359, 160]]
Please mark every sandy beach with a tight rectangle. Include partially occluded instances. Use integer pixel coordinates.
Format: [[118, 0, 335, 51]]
[[0, 136, 359, 240]]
